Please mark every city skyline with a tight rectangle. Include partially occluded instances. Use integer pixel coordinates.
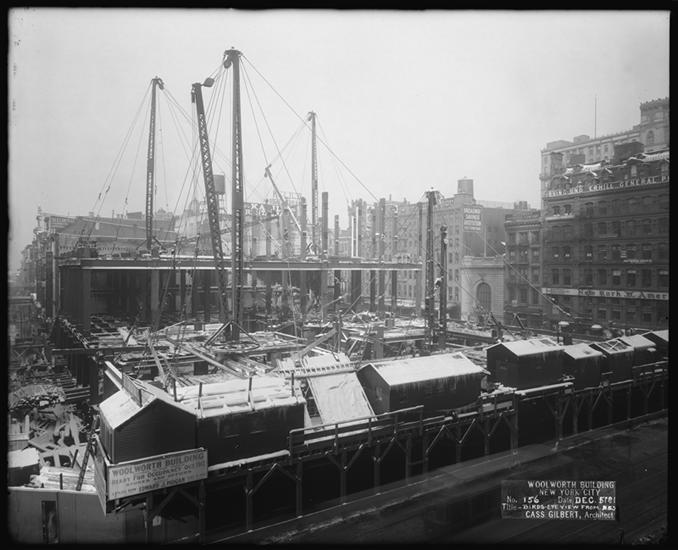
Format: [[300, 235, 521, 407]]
[[8, 9, 670, 272]]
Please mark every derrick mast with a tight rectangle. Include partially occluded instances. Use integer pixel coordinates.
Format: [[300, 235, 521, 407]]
[[191, 78, 228, 321], [438, 225, 448, 346], [425, 189, 437, 348], [145, 77, 164, 251], [224, 48, 245, 341], [308, 111, 318, 254]]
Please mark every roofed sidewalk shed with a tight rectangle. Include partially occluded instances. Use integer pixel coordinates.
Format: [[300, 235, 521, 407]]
[[357, 353, 486, 415]]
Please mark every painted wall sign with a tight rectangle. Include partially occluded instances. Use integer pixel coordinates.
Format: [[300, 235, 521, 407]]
[[544, 174, 668, 198], [542, 287, 668, 301], [106, 448, 207, 501], [463, 206, 482, 232], [501, 480, 616, 520]]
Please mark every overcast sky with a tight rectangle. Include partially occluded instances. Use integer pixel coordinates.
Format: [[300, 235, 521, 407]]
[[8, 9, 670, 272]]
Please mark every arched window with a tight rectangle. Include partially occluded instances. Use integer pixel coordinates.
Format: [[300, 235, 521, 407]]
[[476, 282, 491, 313]]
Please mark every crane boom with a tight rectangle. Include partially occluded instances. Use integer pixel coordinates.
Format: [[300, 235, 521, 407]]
[[264, 165, 302, 233], [145, 77, 164, 251], [191, 79, 228, 320]]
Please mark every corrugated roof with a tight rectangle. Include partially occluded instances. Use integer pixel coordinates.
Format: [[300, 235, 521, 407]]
[[487, 337, 562, 357], [619, 334, 656, 350], [563, 343, 603, 360], [366, 352, 485, 387]]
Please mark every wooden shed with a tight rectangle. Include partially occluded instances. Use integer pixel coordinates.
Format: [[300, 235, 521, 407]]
[[642, 330, 668, 359], [175, 376, 306, 466], [98, 383, 197, 464], [485, 338, 564, 390], [356, 352, 485, 416], [589, 339, 634, 383], [562, 343, 604, 390], [618, 334, 658, 366]]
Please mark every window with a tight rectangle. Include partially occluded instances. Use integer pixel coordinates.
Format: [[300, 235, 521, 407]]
[[626, 270, 637, 287], [552, 269, 560, 285], [454, 287, 459, 301], [598, 245, 607, 261], [642, 219, 652, 234], [642, 311, 653, 324], [532, 248, 540, 261], [563, 246, 571, 259], [611, 245, 620, 261], [626, 244, 636, 259], [598, 309, 607, 321], [454, 269, 459, 281], [476, 282, 491, 312], [598, 201, 608, 216], [611, 309, 621, 321], [627, 197, 638, 212], [454, 252, 460, 263], [564, 204, 572, 215], [626, 309, 636, 323], [519, 232, 528, 245], [583, 202, 594, 216], [508, 233, 516, 244], [658, 270, 668, 287], [610, 221, 620, 236], [641, 244, 652, 260], [641, 269, 652, 287], [658, 217, 668, 234], [625, 220, 636, 236], [552, 205, 561, 216], [509, 250, 516, 262], [658, 243, 668, 260], [597, 222, 607, 235], [612, 270, 621, 286], [508, 287, 515, 302], [552, 247, 560, 259], [531, 267, 540, 283], [584, 269, 593, 285], [563, 269, 571, 286], [531, 289, 540, 305], [646, 130, 655, 146], [519, 248, 529, 262], [563, 225, 573, 239], [584, 245, 593, 259], [630, 165, 638, 178], [530, 231, 540, 244], [642, 196, 653, 209], [519, 288, 528, 304], [583, 222, 593, 238], [598, 269, 607, 285]]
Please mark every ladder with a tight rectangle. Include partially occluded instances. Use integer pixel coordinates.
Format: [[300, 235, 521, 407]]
[[75, 416, 99, 491]]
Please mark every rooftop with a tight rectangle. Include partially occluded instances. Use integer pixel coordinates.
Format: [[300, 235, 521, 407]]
[[488, 337, 562, 357], [365, 352, 485, 386]]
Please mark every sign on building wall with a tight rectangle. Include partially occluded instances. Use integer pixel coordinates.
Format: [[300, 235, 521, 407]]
[[463, 206, 482, 232], [106, 448, 208, 501], [542, 287, 668, 301], [544, 174, 668, 198]]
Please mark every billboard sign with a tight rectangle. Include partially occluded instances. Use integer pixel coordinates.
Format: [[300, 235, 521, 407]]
[[463, 206, 482, 232], [106, 448, 207, 501]]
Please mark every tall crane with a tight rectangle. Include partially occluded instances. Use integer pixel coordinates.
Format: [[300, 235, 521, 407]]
[[145, 77, 164, 251], [424, 189, 437, 349], [191, 77, 228, 322]]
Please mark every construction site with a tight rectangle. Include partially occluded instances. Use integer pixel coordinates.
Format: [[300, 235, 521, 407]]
[[8, 46, 669, 545]]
